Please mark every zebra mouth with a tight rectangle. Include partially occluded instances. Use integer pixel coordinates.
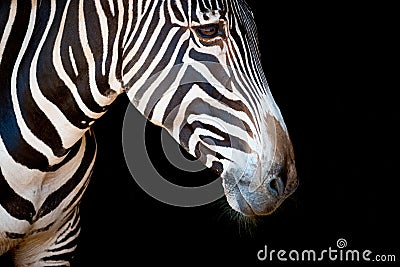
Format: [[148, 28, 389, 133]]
[[225, 184, 279, 217], [233, 188, 283, 217], [223, 166, 298, 217]]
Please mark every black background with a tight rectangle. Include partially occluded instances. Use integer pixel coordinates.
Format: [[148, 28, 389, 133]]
[[68, 2, 400, 266], [2, 1, 398, 266]]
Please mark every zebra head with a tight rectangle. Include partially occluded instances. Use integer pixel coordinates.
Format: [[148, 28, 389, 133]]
[[123, 0, 298, 216]]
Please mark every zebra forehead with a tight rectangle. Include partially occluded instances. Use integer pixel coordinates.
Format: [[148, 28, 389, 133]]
[[165, 0, 255, 22], [168, 0, 229, 17], [196, 0, 227, 11], [175, 0, 228, 11]]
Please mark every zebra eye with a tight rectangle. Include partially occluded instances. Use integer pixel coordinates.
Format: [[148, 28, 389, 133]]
[[196, 24, 220, 38]]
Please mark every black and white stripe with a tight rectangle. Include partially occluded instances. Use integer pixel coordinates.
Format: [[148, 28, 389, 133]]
[[1, 0, 296, 265]]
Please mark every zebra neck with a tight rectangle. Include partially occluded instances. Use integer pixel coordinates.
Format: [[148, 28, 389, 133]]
[[0, 1, 123, 169]]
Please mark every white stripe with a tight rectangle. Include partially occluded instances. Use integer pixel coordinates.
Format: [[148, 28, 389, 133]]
[[122, 1, 159, 72], [187, 113, 257, 150], [187, 131, 223, 165], [167, 0, 187, 26], [229, 9, 265, 92], [122, 0, 133, 48], [132, 27, 184, 111], [55, 209, 80, 242], [189, 132, 250, 166], [94, 1, 109, 76], [78, 0, 113, 107], [30, 0, 86, 151], [127, 28, 190, 116], [0, 134, 43, 211], [226, 35, 264, 139], [148, 63, 190, 124], [53, 0, 104, 119], [109, 0, 115, 17], [188, 0, 192, 23], [170, 84, 200, 140], [34, 135, 96, 228], [122, 0, 144, 54], [108, 0, 124, 93], [68, 46, 78, 76], [37, 138, 86, 211]]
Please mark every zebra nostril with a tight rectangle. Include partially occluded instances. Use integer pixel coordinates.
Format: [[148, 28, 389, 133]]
[[267, 177, 284, 197]]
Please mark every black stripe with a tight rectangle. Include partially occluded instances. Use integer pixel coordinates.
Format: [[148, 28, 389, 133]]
[[196, 121, 252, 153], [60, 1, 105, 114], [179, 121, 235, 161], [52, 209, 78, 245], [148, 26, 187, 79], [0, 0, 50, 171], [83, 0, 115, 97], [41, 211, 80, 265], [189, 48, 219, 63], [122, 1, 163, 74], [0, 0, 11, 39], [185, 97, 254, 137], [178, 122, 193, 150], [169, 0, 185, 23], [30, 221, 55, 235], [5, 231, 26, 239], [141, 37, 189, 120], [194, 141, 228, 161], [35, 132, 96, 221], [110, 3, 126, 89], [122, 1, 166, 84], [0, 111, 49, 171], [54, 219, 80, 247], [37, 1, 102, 127], [226, 7, 266, 109], [41, 251, 74, 266], [162, 83, 193, 127], [47, 138, 82, 172], [197, 0, 208, 13], [16, 1, 67, 157], [190, 1, 201, 24], [62, 171, 90, 213], [0, 167, 35, 223], [160, 65, 203, 125], [196, 81, 255, 125]]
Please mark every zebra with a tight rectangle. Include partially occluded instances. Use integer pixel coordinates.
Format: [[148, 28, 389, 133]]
[[0, 0, 298, 265]]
